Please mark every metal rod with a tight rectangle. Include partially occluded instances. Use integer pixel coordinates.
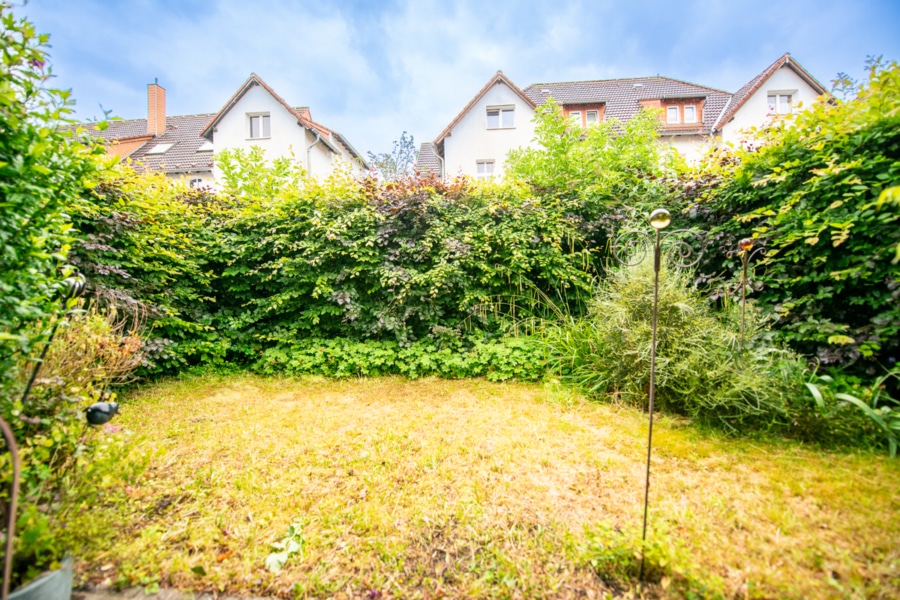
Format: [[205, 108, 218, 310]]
[[19, 318, 63, 405], [1, 417, 21, 600], [639, 228, 662, 585], [740, 254, 748, 352]]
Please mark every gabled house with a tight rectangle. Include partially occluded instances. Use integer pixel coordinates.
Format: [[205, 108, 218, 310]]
[[199, 73, 367, 181], [79, 75, 367, 187], [429, 71, 538, 180], [712, 53, 828, 145], [417, 53, 828, 179]]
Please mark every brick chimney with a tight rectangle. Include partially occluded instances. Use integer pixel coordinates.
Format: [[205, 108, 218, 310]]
[[147, 79, 166, 136]]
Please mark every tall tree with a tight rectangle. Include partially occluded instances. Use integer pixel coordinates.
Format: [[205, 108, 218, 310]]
[[367, 131, 418, 181]]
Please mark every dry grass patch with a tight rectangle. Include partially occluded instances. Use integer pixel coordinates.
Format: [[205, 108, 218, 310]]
[[62, 373, 899, 599]]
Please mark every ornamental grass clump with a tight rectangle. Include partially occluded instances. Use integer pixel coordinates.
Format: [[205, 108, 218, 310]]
[[547, 253, 806, 432]]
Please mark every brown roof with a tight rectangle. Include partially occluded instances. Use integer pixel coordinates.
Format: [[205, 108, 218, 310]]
[[434, 71, 537, 145], [415, 142, 441, 176], [126, 113, 217, 174], [713, 53, 829, 132], [524, 76, 731, 136]]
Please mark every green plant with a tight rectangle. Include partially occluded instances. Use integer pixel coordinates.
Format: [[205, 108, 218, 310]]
[[265, 520, 305, 573], [0, 306, 143, 589], [545, 250, 806, 432], [804, 366, 900, 456], [0, 3, 105, 392], [682, 58, 900, 372]]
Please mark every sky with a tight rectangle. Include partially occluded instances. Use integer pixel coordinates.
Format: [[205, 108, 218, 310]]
[[14, 0, 900, 157]]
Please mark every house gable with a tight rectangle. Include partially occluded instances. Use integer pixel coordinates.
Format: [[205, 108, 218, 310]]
[[714, 53, 829, 142], [436, 71, 538, 179]]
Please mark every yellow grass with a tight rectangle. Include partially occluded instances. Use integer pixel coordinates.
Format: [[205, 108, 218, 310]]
[[62, 373, 900, 599]]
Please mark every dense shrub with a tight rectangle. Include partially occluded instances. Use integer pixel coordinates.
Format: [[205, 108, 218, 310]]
[[679, 59, 900, 374], [0, 7, 104, 390], [211, 148, 596, 359], [69, 166, 228, 374], [545, 253, 807, 433]]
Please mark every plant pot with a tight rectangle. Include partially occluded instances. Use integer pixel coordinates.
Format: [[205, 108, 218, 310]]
[[9, 557, 72, 600]]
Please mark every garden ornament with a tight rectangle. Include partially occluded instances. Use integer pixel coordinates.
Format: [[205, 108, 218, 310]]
[[611, 210, 705, 588]]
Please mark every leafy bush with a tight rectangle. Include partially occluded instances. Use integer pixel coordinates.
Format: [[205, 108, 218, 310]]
[[211, 148, 596, 359], [69, 166, 228, 374], [255, 335, 546, 381], [680, 58, 900, 373], [0, 6, 104, 391], [545, 252, 806, 432]]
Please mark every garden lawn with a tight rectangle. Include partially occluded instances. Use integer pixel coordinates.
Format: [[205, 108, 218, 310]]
[[62, 374, 899, 599]]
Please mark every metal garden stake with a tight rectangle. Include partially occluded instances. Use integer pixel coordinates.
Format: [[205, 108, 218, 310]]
[[611, 210, 704, 589], [738, 238, 766, 352]]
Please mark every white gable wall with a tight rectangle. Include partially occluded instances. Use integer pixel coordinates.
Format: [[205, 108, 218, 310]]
[[210, 83, 339, 179], [720, 66, 824, 145], [442, 81, 536, 179]]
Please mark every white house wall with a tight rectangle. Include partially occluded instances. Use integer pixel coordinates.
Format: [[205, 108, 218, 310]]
[[210, 83, 341, 179], [720, 66, 824, 145], [442, 81, 536, 179]]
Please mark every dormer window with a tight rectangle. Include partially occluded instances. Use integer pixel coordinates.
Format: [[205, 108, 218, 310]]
[[569, 110, 582, 127], [667, 106, 680, 124], [249, 113, 271, 138], [487, 106, 514, 129], [684, 105, 697, 124], [586, 110, 599, 125]]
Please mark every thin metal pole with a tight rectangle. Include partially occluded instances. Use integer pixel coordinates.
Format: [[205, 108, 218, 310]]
[[740, 254, 748, 352], [639, 228, 662, 585], [1, 417, 21, 600], [19, 318, 64, 405]]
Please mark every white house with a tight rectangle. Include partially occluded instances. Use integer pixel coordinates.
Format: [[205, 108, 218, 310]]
[[712, 53, 829, 146], [199, 74, 367, 182], [82, 75, 367, 187], [417, 53, 829, 178], [430, 71, 538, 180]]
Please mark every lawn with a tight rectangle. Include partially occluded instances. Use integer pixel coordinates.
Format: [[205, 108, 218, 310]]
[[62, 373, 899, 599]]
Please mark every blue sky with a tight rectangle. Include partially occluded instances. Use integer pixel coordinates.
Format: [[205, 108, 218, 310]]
[[15, 0, 900, 157]]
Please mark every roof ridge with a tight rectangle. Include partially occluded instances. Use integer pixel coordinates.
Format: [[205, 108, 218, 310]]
[[526, 75, 730, 94]]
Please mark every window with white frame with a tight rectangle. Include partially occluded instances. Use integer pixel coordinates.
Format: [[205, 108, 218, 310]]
[[189, 178, 205, 189], [476, 160, 495, 179], [666, 106, 680, 124], [569, 110, 582, 127], [586, 110, 599, 125], [486, 106, 515, 129], [249, 113, 271, 138], [683, 105, 697, 124], [767, 93, 793, 115]]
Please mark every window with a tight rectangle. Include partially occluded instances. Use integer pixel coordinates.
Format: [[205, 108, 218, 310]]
[[486, 106, 514, 129], [569, 110, 582, 127], [146, 142, 174, 154], [476, 160, 495, 179], [189, 178, 205, 189], [586, 110, 599, 125], [683, 105, 697, 124], [197, 141, 214, 152], [666, 106, 680, 124], [249, 113, 271, 138], [767, 94, 793, 115]]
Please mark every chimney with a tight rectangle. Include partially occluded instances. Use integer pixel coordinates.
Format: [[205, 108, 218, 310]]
[[147, 79, 166, 136]]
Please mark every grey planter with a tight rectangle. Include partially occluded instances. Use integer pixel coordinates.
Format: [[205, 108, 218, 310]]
[[9, 557, 72, 600]]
